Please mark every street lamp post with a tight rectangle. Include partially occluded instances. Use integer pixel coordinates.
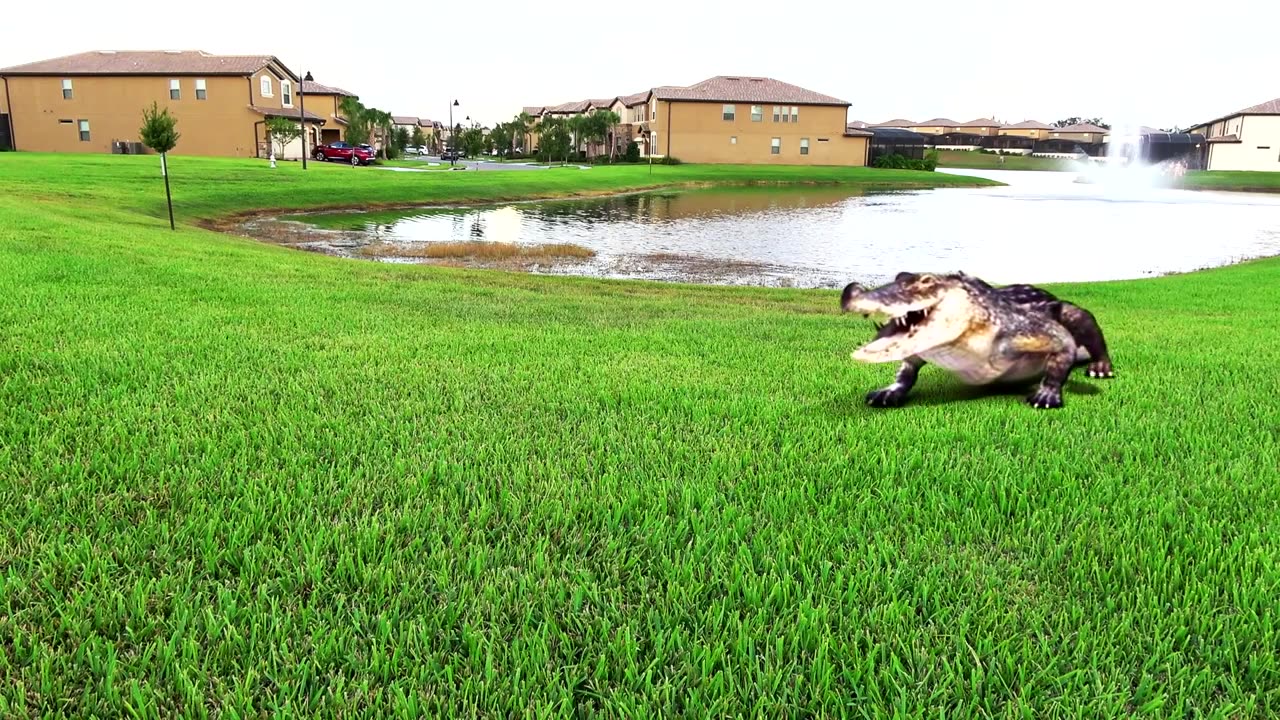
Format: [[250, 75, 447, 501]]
[[448, 99, 459, 166], [300, 71, 313, 170]]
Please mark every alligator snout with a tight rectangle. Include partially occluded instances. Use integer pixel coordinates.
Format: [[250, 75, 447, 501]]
[[840, 282, 864, 312]]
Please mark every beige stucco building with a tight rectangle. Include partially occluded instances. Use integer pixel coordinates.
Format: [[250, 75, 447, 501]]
[[956, 118, 1001, 137], [525, 76, 868, 166], [1049, 122, 1109, 144], [1189, 97, 1280, 172], [301, 80, 355, 145], [0, 50, 324, 158], [908, 118, 960, 135], [999, 120, 1055, 139]]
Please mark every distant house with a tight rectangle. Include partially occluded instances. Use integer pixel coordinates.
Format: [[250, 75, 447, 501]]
[[0, 49, 322, 158], [392, 116, 419, 132], [524, 76, 870, 166], [998, 120, 1055, 140], [1188, 96, 1280, 171], [301, 80, 355, 145], [871, 118, 915, 129], [1050, 122, 1109, 144], [956, 118, 1002, 137], [908, 118, 960, 135]]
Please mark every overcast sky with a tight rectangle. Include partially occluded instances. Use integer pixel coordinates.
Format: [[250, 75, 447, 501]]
[[4, 0, 1275, 129]]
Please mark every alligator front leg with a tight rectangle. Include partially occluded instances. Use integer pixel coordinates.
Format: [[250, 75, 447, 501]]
[[866, 357, 925, 408], [1026, 344, 1078, 409], [1058, 303, 1115, 378]]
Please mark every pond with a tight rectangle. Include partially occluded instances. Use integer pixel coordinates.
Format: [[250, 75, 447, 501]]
[[267, 169, 1280, 288]]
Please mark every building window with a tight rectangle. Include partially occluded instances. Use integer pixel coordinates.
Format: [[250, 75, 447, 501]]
[[282, 81, 293, 107], [196, 79, 207, 100], [169, 79, 181, 100], [58, 119, 73, 124], [751, 105, 762, 122], [260, 76, 273, 97], [62, 79, 73, 99], [772, 106, 780, 122], [800, 138, 809, 155], [730, 136, 737, 144], [722, 104, 735, 121], [78, 120, 90, 142], [791, 106, 799, 122], [771, 137, 780, 155]]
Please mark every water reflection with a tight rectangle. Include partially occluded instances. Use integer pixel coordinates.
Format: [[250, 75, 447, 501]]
[[290, 172, 1280, 288]]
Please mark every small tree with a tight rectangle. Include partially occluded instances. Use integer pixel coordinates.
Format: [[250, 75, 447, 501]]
[[138, 101, 180, 230], [394, 126, 411, 152], [411, 126, 426, 148], [265, 116, 303, 162]]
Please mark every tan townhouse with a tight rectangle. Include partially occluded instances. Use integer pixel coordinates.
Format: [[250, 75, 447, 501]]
[[1049, 122, 1108, 144], [0, 50, 324, 158], [301, 79, 355, 145], [999, 120, 1055, 140], [908, 118, 960, 135], [1189, 96, 1280, 171], [956, 118, 1002, 137]]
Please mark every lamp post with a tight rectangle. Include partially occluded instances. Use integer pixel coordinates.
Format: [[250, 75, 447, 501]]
[[300, 71, 313, 170], [448, 99, 459, 166]]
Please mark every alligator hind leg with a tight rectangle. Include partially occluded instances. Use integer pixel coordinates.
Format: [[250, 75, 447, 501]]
[[866, 357, 925, 408], [1025, 345, 1078, 409], [1058, 303, 1114, 378]]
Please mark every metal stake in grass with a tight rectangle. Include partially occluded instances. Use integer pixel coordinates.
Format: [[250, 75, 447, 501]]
[[139, 101, 180, 231]]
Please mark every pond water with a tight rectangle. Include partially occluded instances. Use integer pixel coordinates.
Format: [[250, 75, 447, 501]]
[[282, 168, 1280, 288]]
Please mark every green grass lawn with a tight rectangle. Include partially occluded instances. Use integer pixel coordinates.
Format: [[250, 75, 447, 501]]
[[1178, 170, 1280, 193], [936, 150, 1073, 172], [1, 153, 1279, 717]]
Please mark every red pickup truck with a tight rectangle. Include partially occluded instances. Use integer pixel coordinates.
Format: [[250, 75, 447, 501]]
[[312, 141, 377, 166]]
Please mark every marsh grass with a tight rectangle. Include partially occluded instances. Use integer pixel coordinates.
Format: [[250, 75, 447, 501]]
[[0, 153, 1277, 717]]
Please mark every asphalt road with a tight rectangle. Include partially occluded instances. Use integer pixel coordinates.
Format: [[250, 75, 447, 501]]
[[399, 155, 549, 171]]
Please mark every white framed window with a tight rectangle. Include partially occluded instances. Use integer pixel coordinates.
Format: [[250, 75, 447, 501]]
[[169, 79, 180, 100], [770, 137, 780, 155], [281, 80, 293, 107], [730, 136, 737, 144], [195, 78, 207, 100], [751, 105, 762, 122], [772, 106, 780, 122], [722, 104, 735, 121], [791, 106, 799, 122], [78, 119, 90, 142], [800, 138, 810, 155], [260, 76, 273, 97], [62, 79, 73, 99]]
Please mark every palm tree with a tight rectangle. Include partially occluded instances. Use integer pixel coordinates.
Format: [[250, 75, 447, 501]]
[[511, 111, 534, 157]]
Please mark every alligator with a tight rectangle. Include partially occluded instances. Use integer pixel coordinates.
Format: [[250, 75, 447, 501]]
[[839, 271, 1114, 409]]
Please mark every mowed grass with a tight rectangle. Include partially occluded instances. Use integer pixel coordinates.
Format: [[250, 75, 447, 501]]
[[1, 154, 1279, 717], [936, 150, 1074, 172], [1179, 170, 1280, 193]]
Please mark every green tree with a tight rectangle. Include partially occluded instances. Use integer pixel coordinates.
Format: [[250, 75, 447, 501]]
[[394, 126, 411, 151], [488, 123, 513, 158], [586, 109, 621, 162], [340, 96, 371, 145], [538, 117, 571, 164], [459, 126, 486, 158], [511, 111, 534, 156], [567, 114, 590, 163], [138, 101, 180, 230], [265, 116, 302, 161], [411, 126, 426, 148]]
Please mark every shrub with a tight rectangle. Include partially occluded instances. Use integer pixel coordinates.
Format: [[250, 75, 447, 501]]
[[658, 156, 682, 165], [623, 141, 641, 163], [871, 152, 936, 172]]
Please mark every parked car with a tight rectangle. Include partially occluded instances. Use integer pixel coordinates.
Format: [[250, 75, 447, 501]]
[[312, 141, 376, 166], [440, 149, 464, 161]]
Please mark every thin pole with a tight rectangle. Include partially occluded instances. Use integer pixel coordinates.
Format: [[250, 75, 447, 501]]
[[300, 80, 308, 170], [162, 153, 174, 230]]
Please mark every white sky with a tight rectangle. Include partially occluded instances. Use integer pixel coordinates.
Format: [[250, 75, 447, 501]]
[[3, 0, 1275, 129]]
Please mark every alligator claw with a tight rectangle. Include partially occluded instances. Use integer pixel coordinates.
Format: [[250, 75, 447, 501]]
[[1086, 361, 1115, 379], [1025, 387, 1064, 410], [866, 387, 907, 408]]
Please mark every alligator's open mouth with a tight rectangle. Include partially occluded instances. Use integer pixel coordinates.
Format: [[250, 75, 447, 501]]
[[847, 302, 951, 363], [872, 307, 933, 335]]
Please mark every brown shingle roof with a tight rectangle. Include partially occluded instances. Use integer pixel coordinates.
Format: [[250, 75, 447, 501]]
[[546, 100, 590, 113], [392, 116, 419, 125], [0, 50, 289, 78], [1002, 120, 1053, 130], [301, 80, 355, 97], [958, 117, 1000, 128], [247, 105, 327, 122], [1055, 122, 1108, 133], [652, 76, 849, 106], [522, 106, 546, 115], [1192, 97, 1280, 131], [588, 98, 619, 109], [912, 117, 960, 127], [417, 118, 436, 127], [620, 91, 651, 106], [871, 118, 915, 127], [847, 120, 869, 129], [844, 128, 873, 137]]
